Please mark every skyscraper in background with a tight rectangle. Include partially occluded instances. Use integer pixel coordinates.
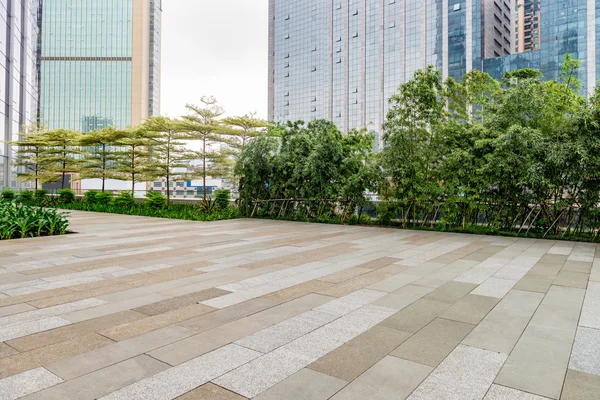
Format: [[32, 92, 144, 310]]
[[0, 0, 41, 188], [39, 0, 161, 132], [515, 0, 541, 53], [268, 0, 599, 147]]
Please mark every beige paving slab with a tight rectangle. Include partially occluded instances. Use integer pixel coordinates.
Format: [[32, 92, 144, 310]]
[[0, 342, 18, 359], [0, 303, 36, 317], [561, 369, 600, 400], [440, 294, 500, 325], [176, 383, 248, 400], [254, 368, 347, 400], [132, 288, 229, 315], [391, 318, 474, 367], [372, 284, 434, 310], [308, 325, 412, 382], [553, 271, 590, 289], [330, 356, 433, 400], [21, 355, 169, 400], [424, 281, 478, 304], [318, 267, 371, 284], [380, 298, 451, 333], [46, 325, 193, 380]]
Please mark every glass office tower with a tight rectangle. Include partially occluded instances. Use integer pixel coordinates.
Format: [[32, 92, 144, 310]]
[[269, 0, 599, 146], [39, 0, 161, 132], [0, 0, 41, 189]]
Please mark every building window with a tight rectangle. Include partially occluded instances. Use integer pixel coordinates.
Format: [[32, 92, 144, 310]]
[[453, 4, 460, 11], [284, 34, 289, 39]]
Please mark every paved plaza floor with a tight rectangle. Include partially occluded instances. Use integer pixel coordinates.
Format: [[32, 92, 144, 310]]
[[0, 210, 599, 399]]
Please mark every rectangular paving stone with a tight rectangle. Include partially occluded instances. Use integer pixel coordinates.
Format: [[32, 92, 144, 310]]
[[372, 284, 434, 310], [313, 289, 387, 316], [0, 298, 106, 327], [513, 274, 554, 294], [0, 303, 36, 317], [308, 325, 412, 382], [471, 278, 518, 299], [407, 345, 507, 400], [0, 332, 113, 379], [569, 326, 600, 376], [253, 368, 347, 400], [380, 298, 451, 333], [494, 286, 585, 399], [579, 281, 600, 330], [131, 288, 229, 315], [553, 271, 589, 289], [423, 281, 477, 304], [99, 304, 216, 341], [176, 383, 247, 400], [262, 280, 335, 303], [6, 310, 145, 352], [440, 294, 500, 325], [0, 367, 63, 400], [330, 356, 432, 400], [484, 384, 551, 399], [561, 369, 600, 400], [562, 261, 593, 274], [391, 318, 474, 367], [462, 290, 544, 354], [46, 325, 193, 380], [22, 355, 169, 400], [366, 273, 421, 292], [312, 305, 397, 343], [100, 344, 261, 400], [0, 343, 18, 359], [318, 267, 371, 284], [0, 317, 71, 342]]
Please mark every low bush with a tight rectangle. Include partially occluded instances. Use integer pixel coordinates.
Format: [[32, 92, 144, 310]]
[[113, 191, 136, 208], [84, 190, 99, 204], [214, 190, 230, 209], [57, 189, 75, 205], [198, 198, 218, 213], [0, 202, 69, 240], [19, 190, 34, 205], [95, 192, 113, 205], [145, 191, 166, 209], [1, 189, 15, 201]]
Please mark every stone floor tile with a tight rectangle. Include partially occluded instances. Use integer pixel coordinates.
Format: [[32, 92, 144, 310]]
[[513, 274, 554, 293], [21, 355, 169, 400], [484, 384, 551, 399], [132, 288, 229, 315], [319, 267, 371, 284], [407, 345, 507, 400], [235, 310, 336, 353], [46, 325, 193, 380], [176, 383, 247, 400], [463, 290, 544, 354], [308, 325, 411, 382], [471, 278, 518, 299], [553, 271, 590, 289], [0, 298, 106, 328], [391, 318, 474, 367], [0, 317, 71, 342], [423, 281, 478, 304], [561, 261, 593, 274], [99, 304, 216, 341], [580, 281, 600, 330], [26, 283, 134, 309], [440, 294, 500, 325], [330, 356, 433, 400], [0, 368, 62, 400], [372, 284, 434, 310], [366, 273, 421, 293], [380, 298, 451, 333], [0, 303, 36, 317], [0, 343, 18, 359], [0, 332, 113, 379], [100, 344, 260, 400], [253, 368, 347, 400], [561, 369, 600, 400], [313, 305, 396, 343], [313, 289, 387, 316], [6, 310, 145, 352], [262, 280, 335, 302], [356, 257, 399, 270], [569, 326, 600, 375]]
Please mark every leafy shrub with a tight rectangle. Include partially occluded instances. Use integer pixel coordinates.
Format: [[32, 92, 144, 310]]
[[84, 190, 99, 203], [57, 189, 75, 205], [34, 189, 48, 202], [113, 191, 136, 208], [0, 202, 69, 240], [95, 192, 113, 205], [198, 198, 217, 213], [214, 190, 230, 209], [145, 191, 166, 209], [376, 202, 399, 226], [1, 189, 15, 201], [19, 190, 34, 205]]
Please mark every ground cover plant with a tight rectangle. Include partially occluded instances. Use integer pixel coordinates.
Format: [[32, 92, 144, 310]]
[[0, 201, 69, 240]]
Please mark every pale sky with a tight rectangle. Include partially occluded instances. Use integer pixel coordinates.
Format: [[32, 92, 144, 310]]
[[160, 0, 269, 120]]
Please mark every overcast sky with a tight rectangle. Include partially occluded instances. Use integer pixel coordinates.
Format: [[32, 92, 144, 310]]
[[160, 0, 269, 120]]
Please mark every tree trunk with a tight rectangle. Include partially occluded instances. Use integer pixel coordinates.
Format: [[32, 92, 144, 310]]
[[131, 150, 136, 194], [203, 138, 207, 200]]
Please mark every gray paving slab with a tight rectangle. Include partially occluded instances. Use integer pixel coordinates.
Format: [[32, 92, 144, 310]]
[[253, 368, 347, 400], [330, 356, 432, 400], [580, 281, 600, 329], [569, 326, 600, 376], [483, 384, 551, 399], [0, 367, 63, 400]]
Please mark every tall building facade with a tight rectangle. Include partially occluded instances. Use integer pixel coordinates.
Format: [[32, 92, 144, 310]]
[[39, 0, 161, 132], [269, 0, 599, 145], [515, 0, 541, 53], [0, 0, 41, 188]]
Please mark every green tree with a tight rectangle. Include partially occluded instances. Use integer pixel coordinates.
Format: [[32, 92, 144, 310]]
[[222, 114, 270, 150], [42, 129, 86, 189], [143, 116, 193, 205], [10, 124, 55, 190], [115, 126, 158, 194], [78, 127, 128, 192]]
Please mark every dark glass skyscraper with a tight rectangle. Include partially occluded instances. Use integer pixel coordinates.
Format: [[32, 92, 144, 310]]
[[0, 0, 41, 188], [269, 0, 599, 146]]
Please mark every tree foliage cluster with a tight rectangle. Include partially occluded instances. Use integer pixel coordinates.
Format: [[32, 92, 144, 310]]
[[10, 97, 269, 204], [236, 59, 600, 239]]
